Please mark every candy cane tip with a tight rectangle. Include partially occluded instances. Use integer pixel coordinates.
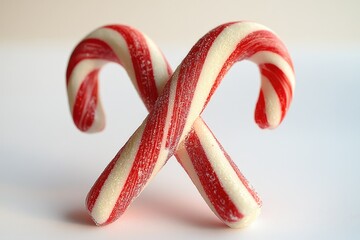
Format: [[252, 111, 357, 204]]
[[254, 112, 272, 130], [73, 120, 105, 133], [73, 106, 106, 133], [228, 207, 261, 229], [256, 122, 279, 130], [92, 218, 106, 227], [85, 199, 109, 226]]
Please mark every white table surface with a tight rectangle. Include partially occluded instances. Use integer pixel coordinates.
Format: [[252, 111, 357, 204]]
[[1, 43, 359, 239]]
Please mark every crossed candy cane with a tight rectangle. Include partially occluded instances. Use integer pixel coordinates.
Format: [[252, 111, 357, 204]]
[[66, 22, 295, 228]]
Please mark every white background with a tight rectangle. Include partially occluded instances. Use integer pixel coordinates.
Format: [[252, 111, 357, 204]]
[[1, 1, 360, 239]]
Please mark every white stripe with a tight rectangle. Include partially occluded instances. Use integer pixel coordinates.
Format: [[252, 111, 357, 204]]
[[144, 35, 171, 94], [193, 118, 261, 228], [67, 59, 108, 113], [261, 76, 282, 128], [86, 27, 140, 94], [164, 69, 180, 150], [86, 104, 105, 133], [67, 59, 107, 133], [249, 51, 295, 90], [175, 137, 221, 217], [149, 70, 180, 180], [91, 122, 146, 224]]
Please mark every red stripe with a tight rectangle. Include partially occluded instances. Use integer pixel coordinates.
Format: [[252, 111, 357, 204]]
[[254, 90, 268, 128], [185, 129, 244, 223], [73, 69, 100, 131], [66, 38, 120, 84], [260, 63, 292, 122], [103, 82, 172, 225], [105, 25, 159, 112], [165, 22, 232, 151], [86, 147, 124, 213]]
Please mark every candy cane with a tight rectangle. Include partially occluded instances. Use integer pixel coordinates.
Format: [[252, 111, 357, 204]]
[[66, 24, 262, 228], [66, 24, 261, 228], [66, 22, 294, 228]]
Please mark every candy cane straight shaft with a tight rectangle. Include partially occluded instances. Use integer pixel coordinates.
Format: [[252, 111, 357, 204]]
[[66, 22, 294, 228]]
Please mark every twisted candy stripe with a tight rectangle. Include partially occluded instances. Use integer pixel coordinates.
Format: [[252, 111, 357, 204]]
[[66, 24, 260, 228], [66, 22, 294, 228], [66, 24, 261, 228]]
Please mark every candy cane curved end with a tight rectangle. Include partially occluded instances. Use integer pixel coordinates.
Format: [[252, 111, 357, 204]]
[[193, 21, 295, 131], [66, 25, 171, 133]]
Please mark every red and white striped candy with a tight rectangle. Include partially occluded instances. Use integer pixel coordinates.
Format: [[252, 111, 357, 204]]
[[66, 25, 260, 228], [66, 24, 262, 228], [66, 22, 294, 228]]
